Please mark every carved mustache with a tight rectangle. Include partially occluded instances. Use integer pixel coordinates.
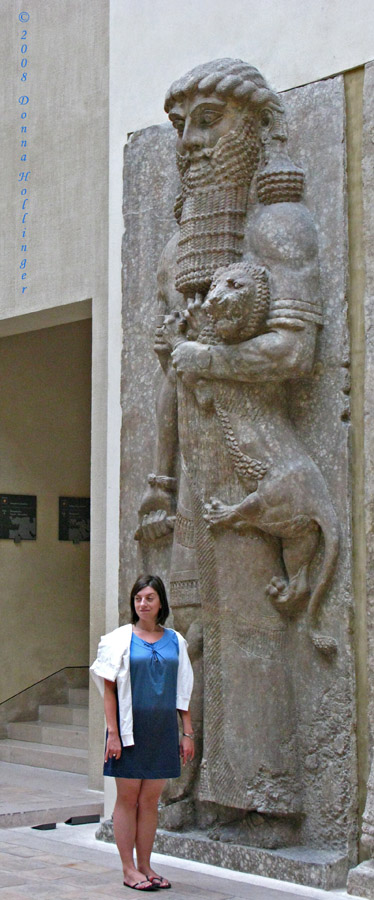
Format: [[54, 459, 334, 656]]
[[177, 147, 214, 165]]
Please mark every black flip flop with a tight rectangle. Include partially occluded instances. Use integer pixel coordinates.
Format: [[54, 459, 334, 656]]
[[147, 875, 171, 889]]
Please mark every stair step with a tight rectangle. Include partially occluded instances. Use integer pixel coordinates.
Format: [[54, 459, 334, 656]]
[[0, 739, 88, 774], [68, 688, 88, 707], [39, 704, 88, 726], [8, 721, 88, 750]]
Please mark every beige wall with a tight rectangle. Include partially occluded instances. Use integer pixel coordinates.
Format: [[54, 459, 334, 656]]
[[0, 0, 108, 318], [0, 0, 109, 783], [0, 320, 91, 703]]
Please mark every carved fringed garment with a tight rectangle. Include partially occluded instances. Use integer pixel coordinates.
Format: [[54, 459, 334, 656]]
[[169, 466, 200, 609], [175, 375, 301, 814]]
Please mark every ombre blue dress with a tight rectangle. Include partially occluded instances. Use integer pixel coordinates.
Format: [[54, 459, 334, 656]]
[[103, 628, 181, 779]]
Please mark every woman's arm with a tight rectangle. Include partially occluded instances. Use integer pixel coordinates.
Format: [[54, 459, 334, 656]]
[[178, 708, 195, 766], [104, 678, 122, 761]]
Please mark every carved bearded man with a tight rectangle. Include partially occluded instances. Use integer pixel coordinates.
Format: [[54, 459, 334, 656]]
[[137, 60, 327, 831]]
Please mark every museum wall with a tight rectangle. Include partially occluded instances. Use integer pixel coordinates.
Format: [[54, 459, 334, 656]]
[[0, 0, 108, 319], [0, 320, 91, 703], [0, 0, 109, 786]]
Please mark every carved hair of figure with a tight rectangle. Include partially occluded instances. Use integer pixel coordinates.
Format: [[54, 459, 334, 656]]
[[164, 57, 285, 124]]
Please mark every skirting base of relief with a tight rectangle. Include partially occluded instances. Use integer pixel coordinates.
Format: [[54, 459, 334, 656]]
[[153, 830, 349, 889], [95, 819, 349, 889]]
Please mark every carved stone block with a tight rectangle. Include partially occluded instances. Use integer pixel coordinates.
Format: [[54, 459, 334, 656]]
[[347, 59, 374, 899], [119, 64, 357, 883], [347, 861, 374, 899], [153, 830, 350, 889]]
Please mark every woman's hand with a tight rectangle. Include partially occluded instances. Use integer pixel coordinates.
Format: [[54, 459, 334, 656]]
[[104, 730, 122, 763], [103, 680, 122, 762], [180, 735, 195, 766]]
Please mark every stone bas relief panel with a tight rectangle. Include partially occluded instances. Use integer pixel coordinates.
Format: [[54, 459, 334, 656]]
[[346, 61, 374, 900], [119, 61, 356, 871]]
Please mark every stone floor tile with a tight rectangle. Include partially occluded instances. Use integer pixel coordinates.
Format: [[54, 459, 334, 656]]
[[17, 866, 72, 883], [17, 889, 82, 900], [0, 851, 49, 869], [162, 872, 247, 896], [22, 886, 120, 900], [0, 846, 35, 859], [0, 874, 27, 889], [0, 891, 31, 899], [58, 871, 123, 888], [167, 870, 273, 898], [0, 822, 357, 900], [168, 890, 233, 900], [0, 856, 53, 874], [83, 889, 132, 900], [24, 851, 83, 866], [4, 884, 85, 900], [23, 885, 127, 900], [57, 859, 113, 874], [0, 853, 27, 866], [0, 762, 103, 829]]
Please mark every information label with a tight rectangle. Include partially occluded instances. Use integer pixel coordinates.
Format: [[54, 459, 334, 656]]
[[59, 497, 90, 543], [0, 494, 36, 540]]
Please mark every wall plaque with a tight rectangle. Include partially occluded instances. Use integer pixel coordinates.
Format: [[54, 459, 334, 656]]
[[0, 494, 36, 541], [59, 497, 90, 543]]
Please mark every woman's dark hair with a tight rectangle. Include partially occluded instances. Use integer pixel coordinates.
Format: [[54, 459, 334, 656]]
[[130, 574, 170, 625]]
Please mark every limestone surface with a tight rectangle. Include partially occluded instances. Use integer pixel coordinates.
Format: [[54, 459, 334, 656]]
[[348, 860, 374, 899], [119, 63, 356, 880]]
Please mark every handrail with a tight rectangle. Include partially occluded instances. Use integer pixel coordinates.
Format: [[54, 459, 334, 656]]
[[0, 666, 88, 706]]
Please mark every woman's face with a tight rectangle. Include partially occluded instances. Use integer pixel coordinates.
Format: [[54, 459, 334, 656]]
[[134, 586, 161, 624]]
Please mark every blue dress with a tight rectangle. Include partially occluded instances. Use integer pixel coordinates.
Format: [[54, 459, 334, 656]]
[[103, 628, 181, 779]]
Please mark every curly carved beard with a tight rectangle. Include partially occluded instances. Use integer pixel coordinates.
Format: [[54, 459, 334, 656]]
[[175, 115, 260, 297]]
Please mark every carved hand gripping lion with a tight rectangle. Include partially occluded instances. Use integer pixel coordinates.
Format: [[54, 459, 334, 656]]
[[174, 262, 340, 656]]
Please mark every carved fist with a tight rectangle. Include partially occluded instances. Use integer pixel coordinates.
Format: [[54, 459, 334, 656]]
[[136, 479, 176, 542], [135, 509, 176, 543], [171, 341, 211, 385], [153, 324, 170, 358]]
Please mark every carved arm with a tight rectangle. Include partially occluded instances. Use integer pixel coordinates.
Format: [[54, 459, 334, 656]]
[[171, 322, 317, 385]]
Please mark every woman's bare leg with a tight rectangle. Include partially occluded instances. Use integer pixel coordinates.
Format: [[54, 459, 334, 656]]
[[114, 778, 152, 886], [135, 778, 166, 878]]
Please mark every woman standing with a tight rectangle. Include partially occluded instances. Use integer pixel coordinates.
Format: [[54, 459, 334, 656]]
[[90, 574, 194, 891]]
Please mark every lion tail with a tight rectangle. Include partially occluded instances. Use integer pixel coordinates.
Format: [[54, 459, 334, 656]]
[[307, 510, 340, 658]]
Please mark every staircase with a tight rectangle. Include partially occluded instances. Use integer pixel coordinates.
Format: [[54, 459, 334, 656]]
[[0, 688, 89, 774]]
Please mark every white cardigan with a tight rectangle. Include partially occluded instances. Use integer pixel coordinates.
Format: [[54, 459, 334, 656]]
[[90, 623, 193, 747]]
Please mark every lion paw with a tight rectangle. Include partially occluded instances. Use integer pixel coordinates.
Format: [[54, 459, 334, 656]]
[[204, 497, 235, 530]]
